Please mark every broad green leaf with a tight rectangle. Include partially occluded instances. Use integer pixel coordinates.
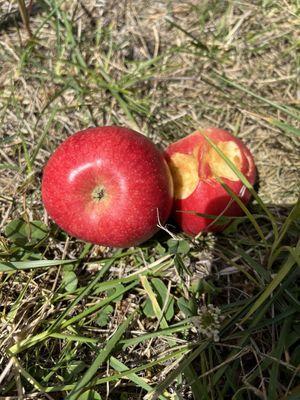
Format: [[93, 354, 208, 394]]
[[155, 242, 166, 255], [66, 361, 87, 381], [143, 278, 174, 321], [107, 283, 125, 302], [96, 305, 114, 327], [5, 219, 49, 246], [167, 239, 190, 255], [80, 390, 102, 400], [62, 270, 78, 293], [177, 297, 197, 318]]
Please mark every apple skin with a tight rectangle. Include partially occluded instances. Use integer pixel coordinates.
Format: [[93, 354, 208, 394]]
[[165, 127, 256, 235], [42, 126, 173, 247]]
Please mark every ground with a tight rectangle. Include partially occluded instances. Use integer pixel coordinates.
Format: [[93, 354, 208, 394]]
[[0, 1, 299, 399]]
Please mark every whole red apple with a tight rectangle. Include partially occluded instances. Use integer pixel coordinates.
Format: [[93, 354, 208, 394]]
[[165, 127, 256, 235], [42, 126, 173, 247]]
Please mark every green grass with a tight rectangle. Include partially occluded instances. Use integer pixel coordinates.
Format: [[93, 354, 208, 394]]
[[0, 1, 300, 399]]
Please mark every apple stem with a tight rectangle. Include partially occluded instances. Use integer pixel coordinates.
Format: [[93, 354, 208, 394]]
[[92, 187, 105, 201]]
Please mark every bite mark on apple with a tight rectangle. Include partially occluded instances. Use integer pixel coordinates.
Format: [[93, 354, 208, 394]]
[[206, 141, 241, 181], [168, 152, 199, 200], [163, 159, 174, 199]]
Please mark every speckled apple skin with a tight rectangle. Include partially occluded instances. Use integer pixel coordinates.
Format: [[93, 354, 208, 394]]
[[42, 126, 173, 247], [165, 127, 256, 235]]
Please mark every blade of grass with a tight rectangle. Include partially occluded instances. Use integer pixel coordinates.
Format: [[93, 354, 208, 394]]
[[60, 281, 138, 330], [96, 67, 139, 131], [218, 179, 267, 245], [218, 243, 271, 282], [267, 118, 300, 137], [165, 17, 209, 52], [30, 105, 58, 164], [109, 356, 168, 400], [240, 245, 299, 325], [17, 0, 33, 38], [50, 322, 190, 348], [0, 163, 19, 171], [50, 257, 115, 330], [0, 258, 76, 272], [140, 276, 169, 329], [269, 198, 300, 267], [140, 277, 201, 399], [166, 17, 300, 125], [217, 250, 262, 287], [213, 72, 300, 122], [146, 341, 210, 400], [66, 314, 135, 400], [183, 363, 208, 400], [6, 278, 31, 323], [212, 293, 279, 386], [232, 245, 271, 282], [52, 254, 172, 302], [44, 346, 188, 393], [7, 257, 114, 355], [203, 132, 279, 240], [8, 280, 137, 355], [9, 356, 51, 399], [18, 131, 32, 173], [60, 11, 87, 70], [232, 307, 298, 337], [247, 316, 293, 397]]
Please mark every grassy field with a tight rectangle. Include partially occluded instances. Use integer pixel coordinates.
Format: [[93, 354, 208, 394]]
[[0, 1, 300, 399]]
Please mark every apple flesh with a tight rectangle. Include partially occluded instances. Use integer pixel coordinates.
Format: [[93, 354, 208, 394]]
[[42, 126, 173, 247], [165, 127, 256, 235]]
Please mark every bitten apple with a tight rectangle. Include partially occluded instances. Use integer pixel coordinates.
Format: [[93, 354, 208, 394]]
[[165, 127, 256, 235], [42, 126, 173, 247]]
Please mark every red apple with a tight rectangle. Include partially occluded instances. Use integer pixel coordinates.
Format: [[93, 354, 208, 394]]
[[42, 126, 173, 247], [165, 127, 256, 235]]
